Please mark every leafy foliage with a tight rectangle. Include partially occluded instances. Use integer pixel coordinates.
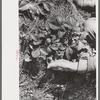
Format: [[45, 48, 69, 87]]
[[19, 0, 54, 20]]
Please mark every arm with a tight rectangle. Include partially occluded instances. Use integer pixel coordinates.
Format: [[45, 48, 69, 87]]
[[47, 56, 96, 72], [47, 59, 78, 71]]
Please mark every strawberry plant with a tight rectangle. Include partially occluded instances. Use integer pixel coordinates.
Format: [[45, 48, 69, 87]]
[[19, 0, 95, 64]]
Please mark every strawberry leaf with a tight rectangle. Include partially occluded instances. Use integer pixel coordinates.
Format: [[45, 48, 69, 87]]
[[50, 44, 58, 50], [38, 33, 45, 38], [57, 16, 65, 24], [40, 48, 48, 55], [29, 3, 37, 13], [51, 35, 56, 42], [47, 46, 52, 53], [49, 23, 60, 30], [58, 31, 65, 38], [63, 23, 72, 29], [72, 26, 80, 32], [33, 40, 42, 45], [19, 0, 29, 8], [31, 49, 40, 58], [65, 47, 73, 60], [53, 39, 60, 43], [19, 3, 30, 11], [59, 44, 65, 50], [30, 34, 38, 41], [24, 53, 32, 62]]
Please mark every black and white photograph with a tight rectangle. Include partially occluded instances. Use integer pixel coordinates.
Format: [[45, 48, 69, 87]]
[[19, 0, 97, 100]]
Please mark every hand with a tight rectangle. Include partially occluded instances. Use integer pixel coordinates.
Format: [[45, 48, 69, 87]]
[[47, 59, 78, 72]]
